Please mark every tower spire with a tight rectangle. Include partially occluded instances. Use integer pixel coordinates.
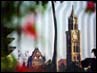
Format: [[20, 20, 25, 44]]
[[66, 5, 81, 68], [70, 5, 74, 17]]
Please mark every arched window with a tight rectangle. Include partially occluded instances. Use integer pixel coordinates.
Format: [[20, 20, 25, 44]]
[[34, 56, 37, 59], [39, 56, 42, 59], [73, 45, 80, 52]]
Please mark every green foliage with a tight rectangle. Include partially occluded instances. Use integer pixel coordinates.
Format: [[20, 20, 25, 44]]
[[1, 26, 16, 57], [1, 54, 17, 72], [1, 1, 18, 27], [1, 1, 48, 28]]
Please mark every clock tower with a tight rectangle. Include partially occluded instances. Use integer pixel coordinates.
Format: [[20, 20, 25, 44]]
[[66, 6, 81, 67]]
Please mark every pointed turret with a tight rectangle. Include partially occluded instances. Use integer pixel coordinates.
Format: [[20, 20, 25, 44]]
[[70, 6, 74, 17], [68, 5, 78, 30], [68, 6, 74, 30], [66, 6, 81, 68]]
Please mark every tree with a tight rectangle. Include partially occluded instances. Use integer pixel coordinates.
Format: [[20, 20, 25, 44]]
[[1, 1, 23, 57], [1, 25, 16, 57], [1, 1, 48, 57], [1, 1, 49, 72]]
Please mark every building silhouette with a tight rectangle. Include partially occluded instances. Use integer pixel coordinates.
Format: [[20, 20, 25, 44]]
[[27, 48, 45, 68], [31, 48, 45, 66], [66, 6, 81, 67]]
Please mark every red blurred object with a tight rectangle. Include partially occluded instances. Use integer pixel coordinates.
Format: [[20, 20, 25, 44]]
[[22, 13, 37, 39], [22, 23, 37, 39], [15, 63, 28, 72], [15, 63, 46, 72], [87, 1, 95, 9], [86, 1, 95, 13]]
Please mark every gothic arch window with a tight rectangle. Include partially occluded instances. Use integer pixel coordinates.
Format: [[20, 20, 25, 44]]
[[34, 56, 37, 59], [73, 56, 76, 61], [39, 56, 42, 59], [73, 45, 80, 52], [77, 55, 80, 61]]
